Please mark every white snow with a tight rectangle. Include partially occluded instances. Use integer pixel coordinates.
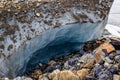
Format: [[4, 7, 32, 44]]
[[105, 0, 120, 38], [105, 24, 120, 37]]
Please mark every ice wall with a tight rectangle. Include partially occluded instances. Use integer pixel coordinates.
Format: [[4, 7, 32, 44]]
[[0, 0, 113, 77]]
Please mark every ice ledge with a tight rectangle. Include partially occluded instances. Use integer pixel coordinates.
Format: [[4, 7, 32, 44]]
[[0, 19, 107, 77]]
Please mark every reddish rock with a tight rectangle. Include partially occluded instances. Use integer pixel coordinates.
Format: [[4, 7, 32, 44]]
[[99, 43, 115, 53], [94, 43, 115, 63]]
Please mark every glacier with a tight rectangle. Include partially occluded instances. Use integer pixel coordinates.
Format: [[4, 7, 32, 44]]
[[0, 0, 113, 77]]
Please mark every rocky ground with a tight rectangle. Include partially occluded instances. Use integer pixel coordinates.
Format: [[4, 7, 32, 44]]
[[0, 0, 117, 80], [1, 36, 120, 80]]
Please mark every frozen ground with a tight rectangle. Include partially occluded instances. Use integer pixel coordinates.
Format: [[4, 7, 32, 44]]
[[105, 0, 120, 37]]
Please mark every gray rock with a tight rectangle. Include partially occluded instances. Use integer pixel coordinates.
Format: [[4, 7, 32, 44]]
[[13, 76, 33, 80], [109, 54, 115, 60], [104, 57, 113, 64], [115, 55, 120, 62], [85, 76, 96, 80], [98, 70, 113, 80], [94, 65, 102, 77]]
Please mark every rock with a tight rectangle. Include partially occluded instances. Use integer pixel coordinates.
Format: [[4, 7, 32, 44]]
[[110, 38, 120, 50], [104, 62, 112, 69], [0, 0, 113, 77], [36, 13, 40, 17], [94, 65, 102, 77], [115, 55, 120, 62], [104, 57, 113, 64], [64, 61, 70, 69], [85, 76, 96, 80], [87, 72, 94, 77], [63, 58, 78, 70], [99, 59, 105, 65], [48, 69, 79, 80], [113, 75, 120, 80], [79, 54, 95, 68], [4, 78, 9, 80], [94, 47, 106, 63], [68, 58, 78, 66], [48, 69, 60, 80], [59, 70, 79, 80], [109, 66, 118, 74], [63, 58, 79, 70], [39, 74, 49, 80], [12, 0, 19, 3], [109, 54, 115, 60], [77, 69, 89, 80], [48, 60, 56, 66], [22, 77, 33, 80], [43, 61, 62, 73], [118, 62, 120, 69], [13, 76, 33, 80], [31, 70, 42, 79], [13, 77, 22, 80], [98, 70, 113, 80], [99, 43, 115, 53], [116, 50, 120, 55]]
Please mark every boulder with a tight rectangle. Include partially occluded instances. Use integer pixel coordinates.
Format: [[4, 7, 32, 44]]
[[48, 69, 79, 80], [0, 0, 113, 77]]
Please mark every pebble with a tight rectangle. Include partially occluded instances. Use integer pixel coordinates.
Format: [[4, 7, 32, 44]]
[[64, 61, 70, 69], [94, 66, 102, 77], [36, 13, 40, 17], [118, 62, 120, 69], [94, 47, 105, 63], [98, 70, 113, 80], [116, 50, 120, 55], [48, 60, 56, 66], [48, 70, 79, 80], [99, 43, 115, 53], [68, 58, 78, 66], [113, 75, 120, 80], [31, 70, 42, 79], [99, 59, 105, 65], [115, 55, 120, 62], [48, 69, 60, 80], [77, 69, 89, 80], [104, 62, 111, 69], [109, 54, 115, 60], [105, 57, 113, 64], [79, 54, 95, 68], [13, 76, 33, 80], [85, 76, 96, 80], [109, 66, 118, 74], [39, 74, 49, 80], [4, 78, 9, 80]]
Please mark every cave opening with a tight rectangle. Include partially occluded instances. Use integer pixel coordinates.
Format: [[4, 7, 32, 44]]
[[19, 41, 83, 76]]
